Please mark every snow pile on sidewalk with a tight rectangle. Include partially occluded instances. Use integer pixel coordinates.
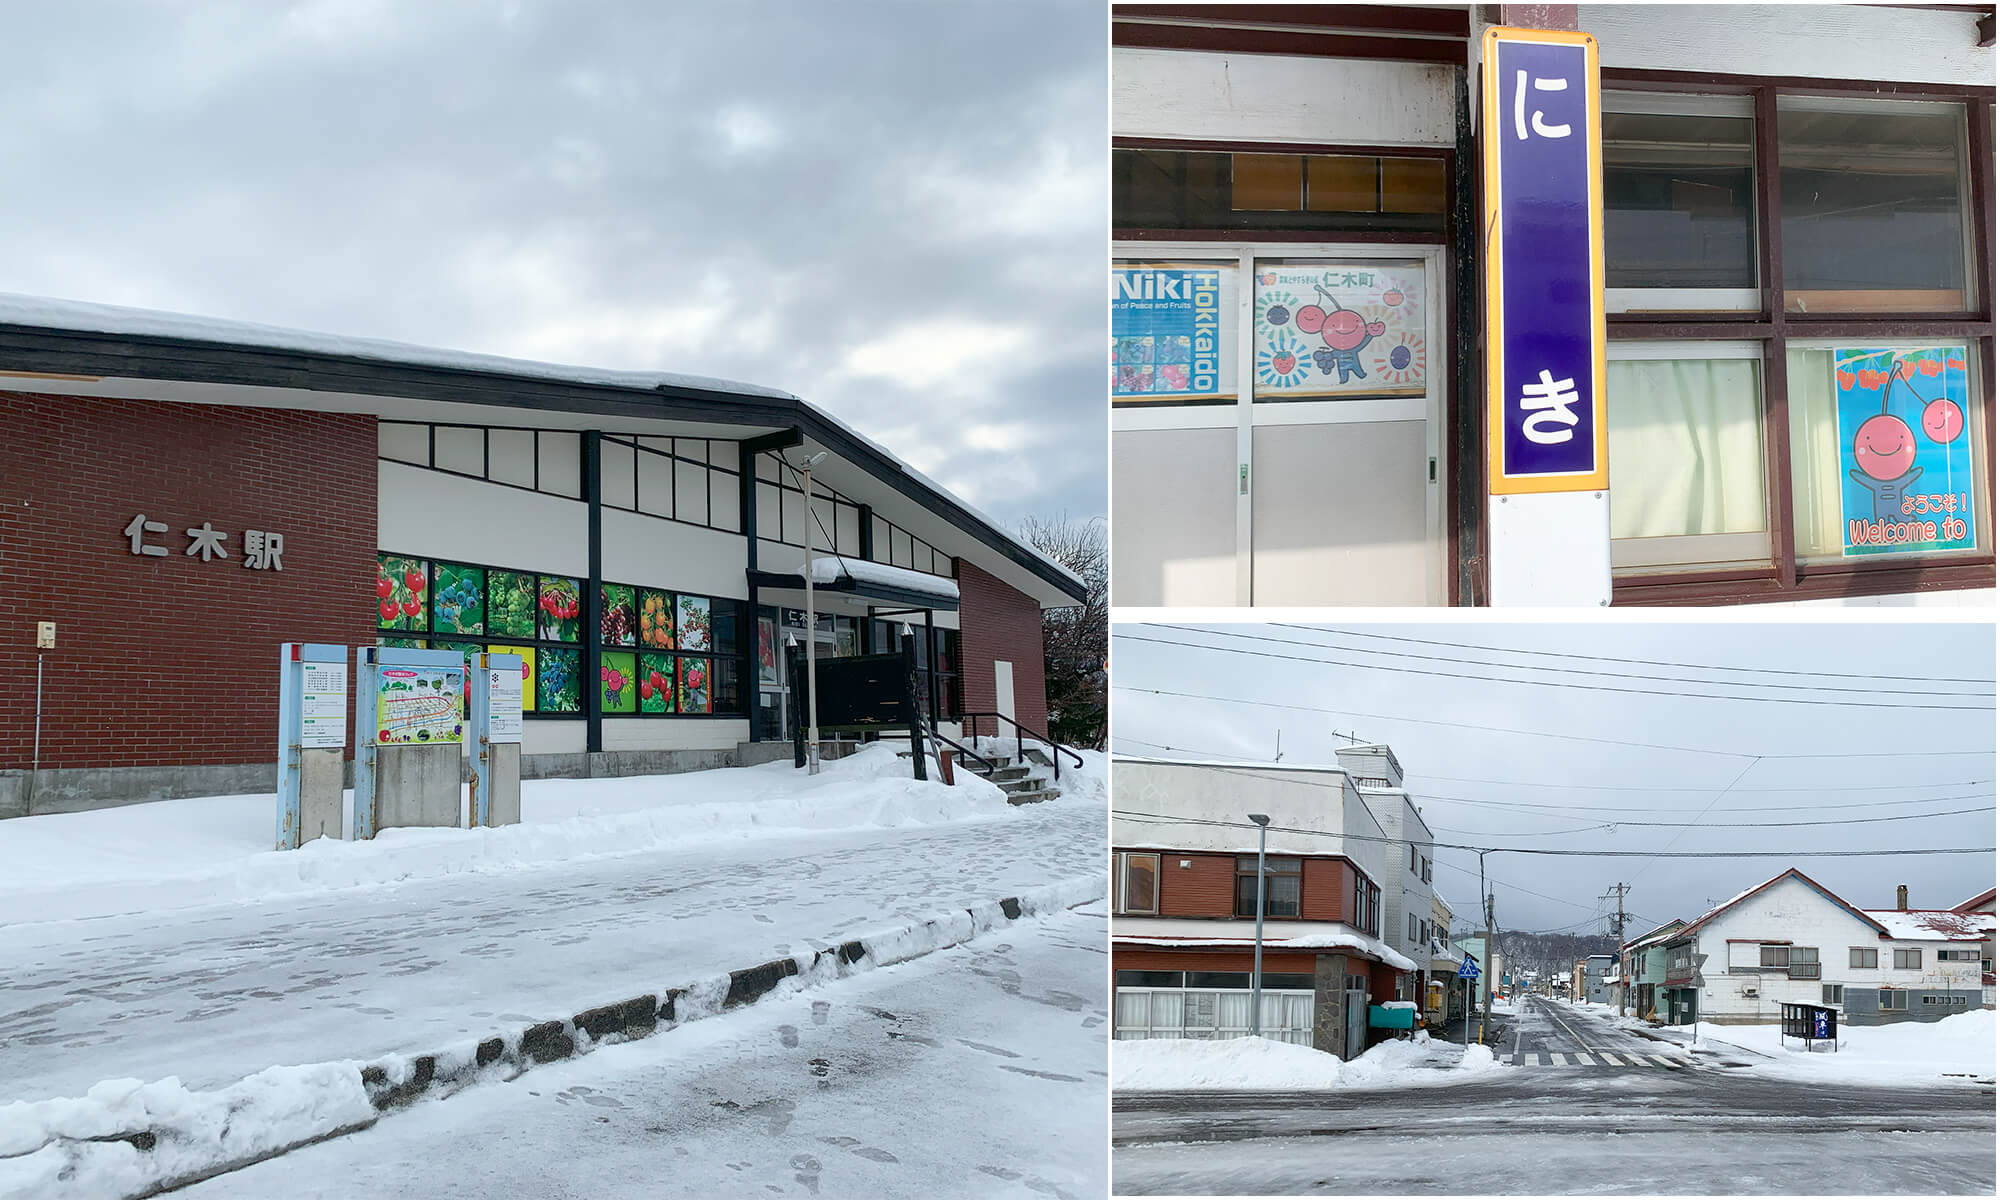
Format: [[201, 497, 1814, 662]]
[[1684, 1008, 1995, 1085], [0, 1063, 375, 1200], [0, 745, 1012, 926], [1114, 1031, 1507, 1092]]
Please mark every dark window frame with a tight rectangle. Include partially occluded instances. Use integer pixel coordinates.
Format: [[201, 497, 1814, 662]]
[[755, 451, 952, 578], [1234, 854, 1303, 919], [1120, 851, 1161, 915], [376, 551, 746, 721], [1601, 74, 1995, 607]]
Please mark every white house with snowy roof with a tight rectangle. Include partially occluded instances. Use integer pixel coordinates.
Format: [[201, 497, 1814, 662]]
[[1654, 869, 1987, 1026]]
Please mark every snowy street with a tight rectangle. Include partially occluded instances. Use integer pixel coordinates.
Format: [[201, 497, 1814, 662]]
[[179, 906, 1109, 1200], [1114, 998, 1998, 1195], [0, 762, 1102, 1105]]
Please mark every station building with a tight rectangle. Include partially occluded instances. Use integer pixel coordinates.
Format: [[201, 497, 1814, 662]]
[[0, 296, 1086, 817], [1112, 2, 1995, 606]]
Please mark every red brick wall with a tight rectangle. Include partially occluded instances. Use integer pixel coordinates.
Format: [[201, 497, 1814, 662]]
[[1112, 947, 1319, 974], [0, 391, 377, 770], [954, 559, 1049, 738], [1122, 850, 1362, 924]]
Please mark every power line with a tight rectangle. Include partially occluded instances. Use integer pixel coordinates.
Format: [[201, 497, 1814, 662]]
[[1110, 690, 1994, 759], [1407, 772, 1997, 796], [1262, 623, 1996, 687], [1116, 630, 1992, 711], [1432, 802, 1995, 834], [1111, 808, 1994, 859], [1412, 789, 1995, 816]]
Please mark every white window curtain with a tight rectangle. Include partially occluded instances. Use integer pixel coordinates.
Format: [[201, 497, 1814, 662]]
[[1608, 356, 1767, 544]]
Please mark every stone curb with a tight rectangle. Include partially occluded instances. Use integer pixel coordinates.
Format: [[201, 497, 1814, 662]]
[[42, 874, 1102, 1198]]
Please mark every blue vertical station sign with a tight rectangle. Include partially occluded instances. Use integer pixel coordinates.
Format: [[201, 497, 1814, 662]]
[[1483, 27, 1608, 495]]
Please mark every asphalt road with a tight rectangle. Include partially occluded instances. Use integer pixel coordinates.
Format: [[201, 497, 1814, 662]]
[[184, 907, 1110, 1200], [1115, 1001, 1996, 1195]]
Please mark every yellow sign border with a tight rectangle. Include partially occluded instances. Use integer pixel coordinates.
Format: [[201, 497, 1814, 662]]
[[1482, 26, 1609, 496]]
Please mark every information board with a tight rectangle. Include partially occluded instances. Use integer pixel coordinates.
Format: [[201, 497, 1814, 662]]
[[299, 661, 348, 750], [487, 665, 523, 744], [375, 665, 464, 745], [1112, 261, 1238, 405]]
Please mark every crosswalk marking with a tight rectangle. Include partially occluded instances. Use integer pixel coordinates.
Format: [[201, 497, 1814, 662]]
[[1513, 1048, 1695, 1069]]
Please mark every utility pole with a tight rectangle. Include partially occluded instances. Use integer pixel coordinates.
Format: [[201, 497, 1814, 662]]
[[1602, 882, 1629, 1016], [1480, 850, 1494, 1041]]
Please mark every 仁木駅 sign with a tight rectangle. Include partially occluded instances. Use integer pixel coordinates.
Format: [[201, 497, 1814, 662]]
[[1482, 26, 1607, 495]]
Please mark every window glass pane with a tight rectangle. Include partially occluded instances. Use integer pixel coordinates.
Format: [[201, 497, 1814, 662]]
[[537, 432, 581, 498], [780, 487, 805, 545], [1115, 148, 1447, 233], [433, 563, 485, 636], [1787, 344, 1983, 562], [600, 583, 636, 646], [638, 447, 674, 518], [1233, 153, 1302, 211], [1127, 854, 1158, 911], [1602, 105, 1755, 289], [1266, 874, 1301, 917], [1252, 259, 1426, 402], [1113, 260, 1240, 407], [379, 422, 429, 466], [676, 457, 709, 525], [1607, 353, 1769, 569], [709, 470, 740, 532], [488, 429, 535, 488], [712, 656, 742, 715], [1779, 99, 1971, 311], [677, 596, 712, 651], [489, 644, 536, 713], [600, 650, 637, 714], [434, 425, 484, 476], [377, 554, 429, 631], [678, 656, 712, 713], [485, 570, 537, 639], [638, 652, 675, 713], [710, 600, 740, 657], [537, 647, 580, 713], [538, 576, 582, 643], [601, 438, 635, 509]]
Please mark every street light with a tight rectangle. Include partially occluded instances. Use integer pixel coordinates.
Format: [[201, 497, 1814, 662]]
[[796, 450, 829, 775], [1248, 813, 1270, 1038]]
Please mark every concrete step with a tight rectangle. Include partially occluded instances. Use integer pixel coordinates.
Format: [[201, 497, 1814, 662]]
[[986, 766, 1032, 783], [997, 777, 1050, 794], [1005, 788, 1058, 806]]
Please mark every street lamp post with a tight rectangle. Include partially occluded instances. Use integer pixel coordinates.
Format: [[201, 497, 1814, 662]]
[[1249, 813, 1270, 1038], [797, 451, 829, 775]]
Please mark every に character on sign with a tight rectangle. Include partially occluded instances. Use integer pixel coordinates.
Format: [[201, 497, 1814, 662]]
[[1514, 70, 1572, 140]]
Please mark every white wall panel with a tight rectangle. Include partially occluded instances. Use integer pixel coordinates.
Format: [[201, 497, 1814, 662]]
[[379, 460, 586, 576], [602, 507, 747, 599], [1113, 427, 1237, 607], [1114, 47, 1457, 146], [1581, 4, 1993, 86], [601, 718, 750, 752]]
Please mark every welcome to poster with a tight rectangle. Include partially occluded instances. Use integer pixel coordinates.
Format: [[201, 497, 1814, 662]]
[[1835, 346, 1975, 557], [1112, 263, 1235, 404]]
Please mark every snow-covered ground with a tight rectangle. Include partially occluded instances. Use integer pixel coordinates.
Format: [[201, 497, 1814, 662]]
[[169, 905, 1109, 1200], [1659, 1009, 1995, 1086], [0, 744, 1094, 925], [1114, 1032, 1503, 1092]]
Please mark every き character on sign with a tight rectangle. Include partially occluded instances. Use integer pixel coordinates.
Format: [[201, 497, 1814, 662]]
[[1518, 369, 1582, 445]]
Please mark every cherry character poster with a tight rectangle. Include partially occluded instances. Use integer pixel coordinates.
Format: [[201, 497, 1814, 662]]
[[1834, 346, 1975, 557], [1253, 263, 1426, 400]]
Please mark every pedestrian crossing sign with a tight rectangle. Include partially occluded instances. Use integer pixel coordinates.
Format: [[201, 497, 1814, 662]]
[[1458, 954, 1481, 978]]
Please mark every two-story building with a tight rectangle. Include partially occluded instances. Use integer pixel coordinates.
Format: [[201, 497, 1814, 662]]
[[1582, 954, 1618, 1005], [1341, 743, 1439, 1002], [1656, 870, 1987, 1026], [1622, 919, 1687, 1021], [1949, 886, 1996, 1006], [1427, 892, 1461, 1024], [1111, 757, 1417, 1060]]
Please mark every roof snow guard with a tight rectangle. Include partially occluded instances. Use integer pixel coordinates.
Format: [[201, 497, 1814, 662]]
[[0, 293, 1087, 604]]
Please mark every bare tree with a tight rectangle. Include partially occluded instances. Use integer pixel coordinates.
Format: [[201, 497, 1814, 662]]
[[1020, 513, 1106, 750]]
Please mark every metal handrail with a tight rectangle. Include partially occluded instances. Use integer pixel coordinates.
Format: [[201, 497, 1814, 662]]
[[921, 720, 1000, 779], [961, 711, 1083, 781]]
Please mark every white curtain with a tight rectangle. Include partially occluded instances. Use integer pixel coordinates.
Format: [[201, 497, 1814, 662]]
[[1786, 348, 1847, 560], [1608, 358, 1766, 540]]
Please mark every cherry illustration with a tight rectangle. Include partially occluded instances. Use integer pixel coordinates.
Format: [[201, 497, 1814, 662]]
[[1923, 398, 1964, 444]]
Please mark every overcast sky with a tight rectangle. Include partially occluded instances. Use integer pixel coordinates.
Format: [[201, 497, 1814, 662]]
[[1113, 622, 1997, 937], [0, 0, 1106, 526]]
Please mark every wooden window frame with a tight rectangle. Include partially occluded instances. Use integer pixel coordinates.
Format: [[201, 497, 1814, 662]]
[[1603, 73, 1996, 606]]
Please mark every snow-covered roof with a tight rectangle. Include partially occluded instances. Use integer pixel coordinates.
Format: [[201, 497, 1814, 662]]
[[1675, 868, 1889, 941], [0, 292, 795, 399], [807, 557, 961, 603], [1116, 930, 1418, 973], [1860, 909, 1993, 941], [0, 292, 1089, 603]]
